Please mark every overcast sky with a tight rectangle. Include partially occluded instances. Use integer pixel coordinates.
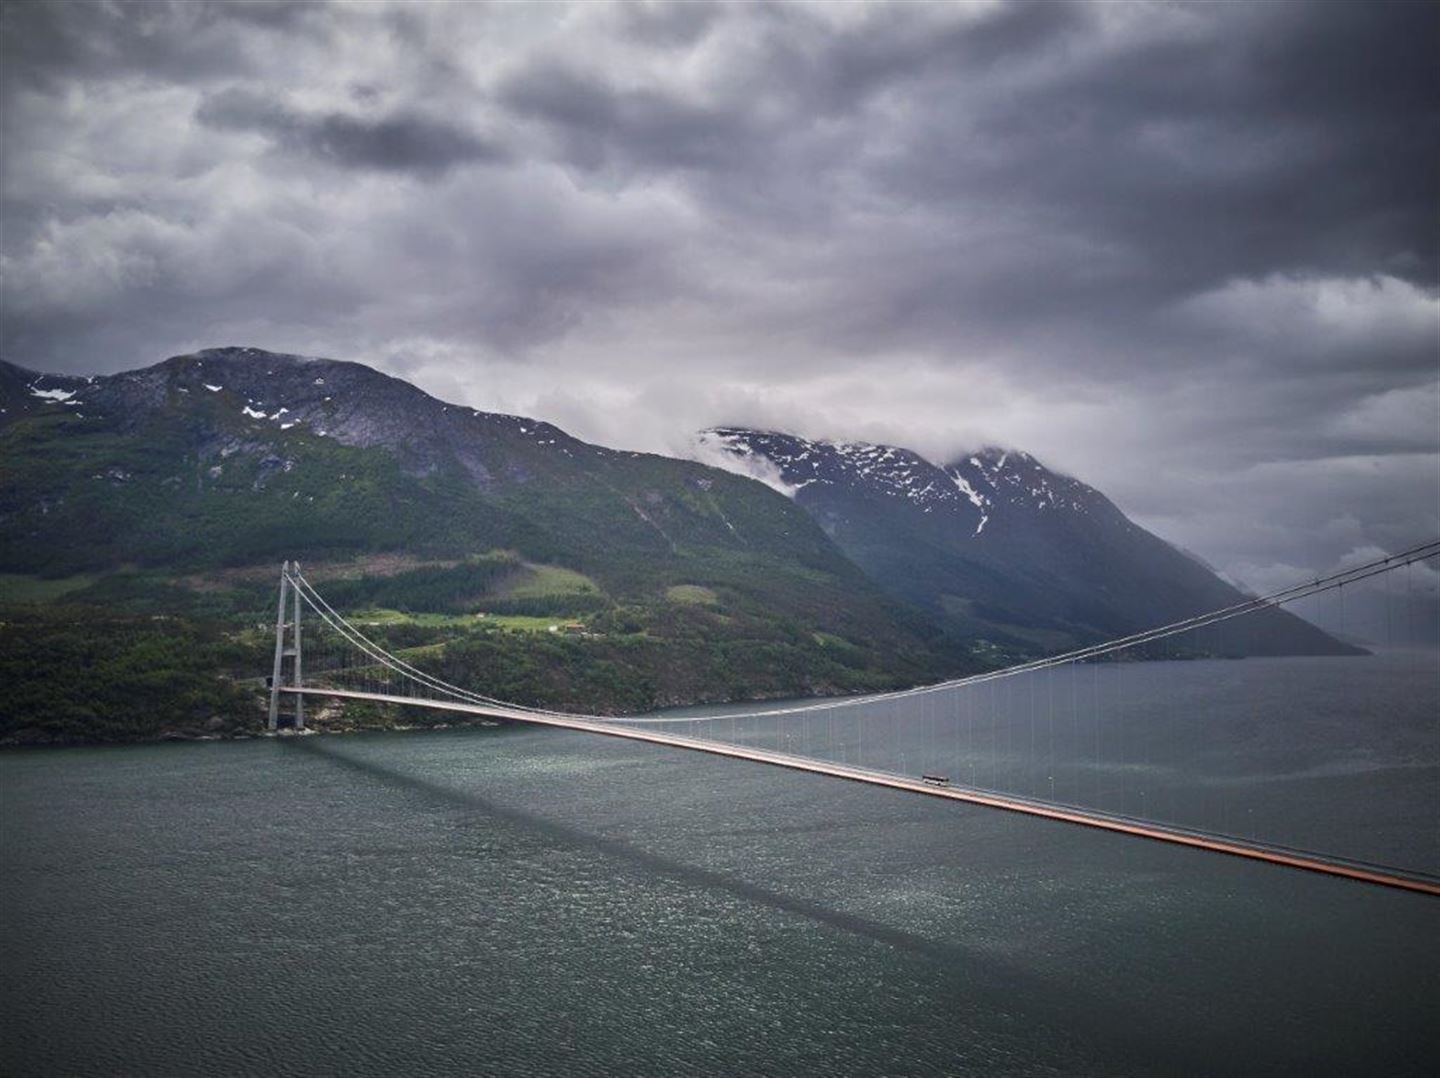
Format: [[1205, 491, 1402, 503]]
[[1, 0, 1436, 594]]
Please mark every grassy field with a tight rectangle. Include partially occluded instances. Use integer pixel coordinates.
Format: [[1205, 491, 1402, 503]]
[[349, 608, 583, 634], [350, 608, 476, 628], [665, 584, 718, 605], [484, 615, 586, 633], [502, 563, 603, 599], [0, 573, 97, 603]]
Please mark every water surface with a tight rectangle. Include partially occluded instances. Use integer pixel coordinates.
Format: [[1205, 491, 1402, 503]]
[[2, 654, 1437, 1075]]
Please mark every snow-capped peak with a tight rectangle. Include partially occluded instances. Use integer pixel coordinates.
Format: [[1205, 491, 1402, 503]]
[[700, 428, 1104, 535], [949, 446, 1095, 514], [698, 428, 976, 514], [691, 428, 802, 497]]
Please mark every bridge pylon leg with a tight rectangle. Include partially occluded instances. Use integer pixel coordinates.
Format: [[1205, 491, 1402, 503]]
[[292, 564, 304, 730], [268, 561, 289, 731], [267, 561, 305, 731]]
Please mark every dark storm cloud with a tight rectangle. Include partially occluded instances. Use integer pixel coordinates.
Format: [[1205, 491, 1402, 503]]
[[0, 0, 1436, 587], [952, 0, 1440, 291], [612, 0, 724, 48], [195, 87, 507, 175], [500, 1, 1091, 210], [789, 0, 1436, 340], [0, 0, 312, 91], [492, 0, 1435, 373]]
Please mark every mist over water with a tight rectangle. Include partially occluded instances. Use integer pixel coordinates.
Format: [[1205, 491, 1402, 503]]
[[2, 654, 1437, 1076]]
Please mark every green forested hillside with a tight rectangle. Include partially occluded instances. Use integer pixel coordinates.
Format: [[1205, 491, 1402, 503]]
[[0, 351, 976, 743]]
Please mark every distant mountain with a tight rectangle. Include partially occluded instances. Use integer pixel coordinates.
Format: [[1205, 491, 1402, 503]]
[[0, 348, 960, 712], [697, 428, 1357, 657]]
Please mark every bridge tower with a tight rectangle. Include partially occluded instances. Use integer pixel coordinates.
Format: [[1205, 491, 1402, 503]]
[[268, 561, 304, 731]]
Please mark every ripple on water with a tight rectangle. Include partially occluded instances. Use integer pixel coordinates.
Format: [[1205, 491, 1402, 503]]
[[2, 661, 1438, 1076]]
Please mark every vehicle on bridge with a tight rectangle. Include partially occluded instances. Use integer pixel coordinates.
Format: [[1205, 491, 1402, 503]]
[[922, 773, 950, 787]]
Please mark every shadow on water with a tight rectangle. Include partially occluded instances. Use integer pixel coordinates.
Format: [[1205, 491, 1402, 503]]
[[287, 735, 1214, 1074], [288, 735, 969, 957]]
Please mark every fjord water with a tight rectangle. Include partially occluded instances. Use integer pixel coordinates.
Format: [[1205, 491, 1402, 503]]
[[3, 655, 1437, 1076]]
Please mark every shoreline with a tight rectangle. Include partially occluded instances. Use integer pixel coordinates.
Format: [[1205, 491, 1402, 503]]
[[0, 713, 511, 751]]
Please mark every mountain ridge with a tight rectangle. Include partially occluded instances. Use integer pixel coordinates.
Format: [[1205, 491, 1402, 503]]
[[697, 426, 1357, 657], [1, 348, 1355, 671], [1, 347, 971, 736]]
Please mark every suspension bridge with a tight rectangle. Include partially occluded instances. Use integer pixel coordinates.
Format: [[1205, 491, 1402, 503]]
[[269, 542, 1440, 897]]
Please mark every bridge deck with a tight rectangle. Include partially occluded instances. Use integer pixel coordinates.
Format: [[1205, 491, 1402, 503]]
[[282, 686, 1440, 897]]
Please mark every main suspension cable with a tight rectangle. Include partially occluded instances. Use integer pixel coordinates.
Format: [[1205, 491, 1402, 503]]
[[288, 539, 1439, 726]]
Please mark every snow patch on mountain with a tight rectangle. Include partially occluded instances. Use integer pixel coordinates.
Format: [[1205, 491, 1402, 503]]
[[701, 430, 1110, 540], [29, 385, 76, 402], [947, 469, 990, 534], [702, 427, 993, 517], [961, 446, 1092, 514], [690, 430, 802, 498]]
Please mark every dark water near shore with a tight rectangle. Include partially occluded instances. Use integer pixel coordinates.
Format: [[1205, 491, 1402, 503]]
[[3, 654, 1438, 1076]]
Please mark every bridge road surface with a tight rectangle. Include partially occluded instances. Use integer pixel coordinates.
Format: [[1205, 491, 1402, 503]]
[[283, 686, 1440, 897]]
